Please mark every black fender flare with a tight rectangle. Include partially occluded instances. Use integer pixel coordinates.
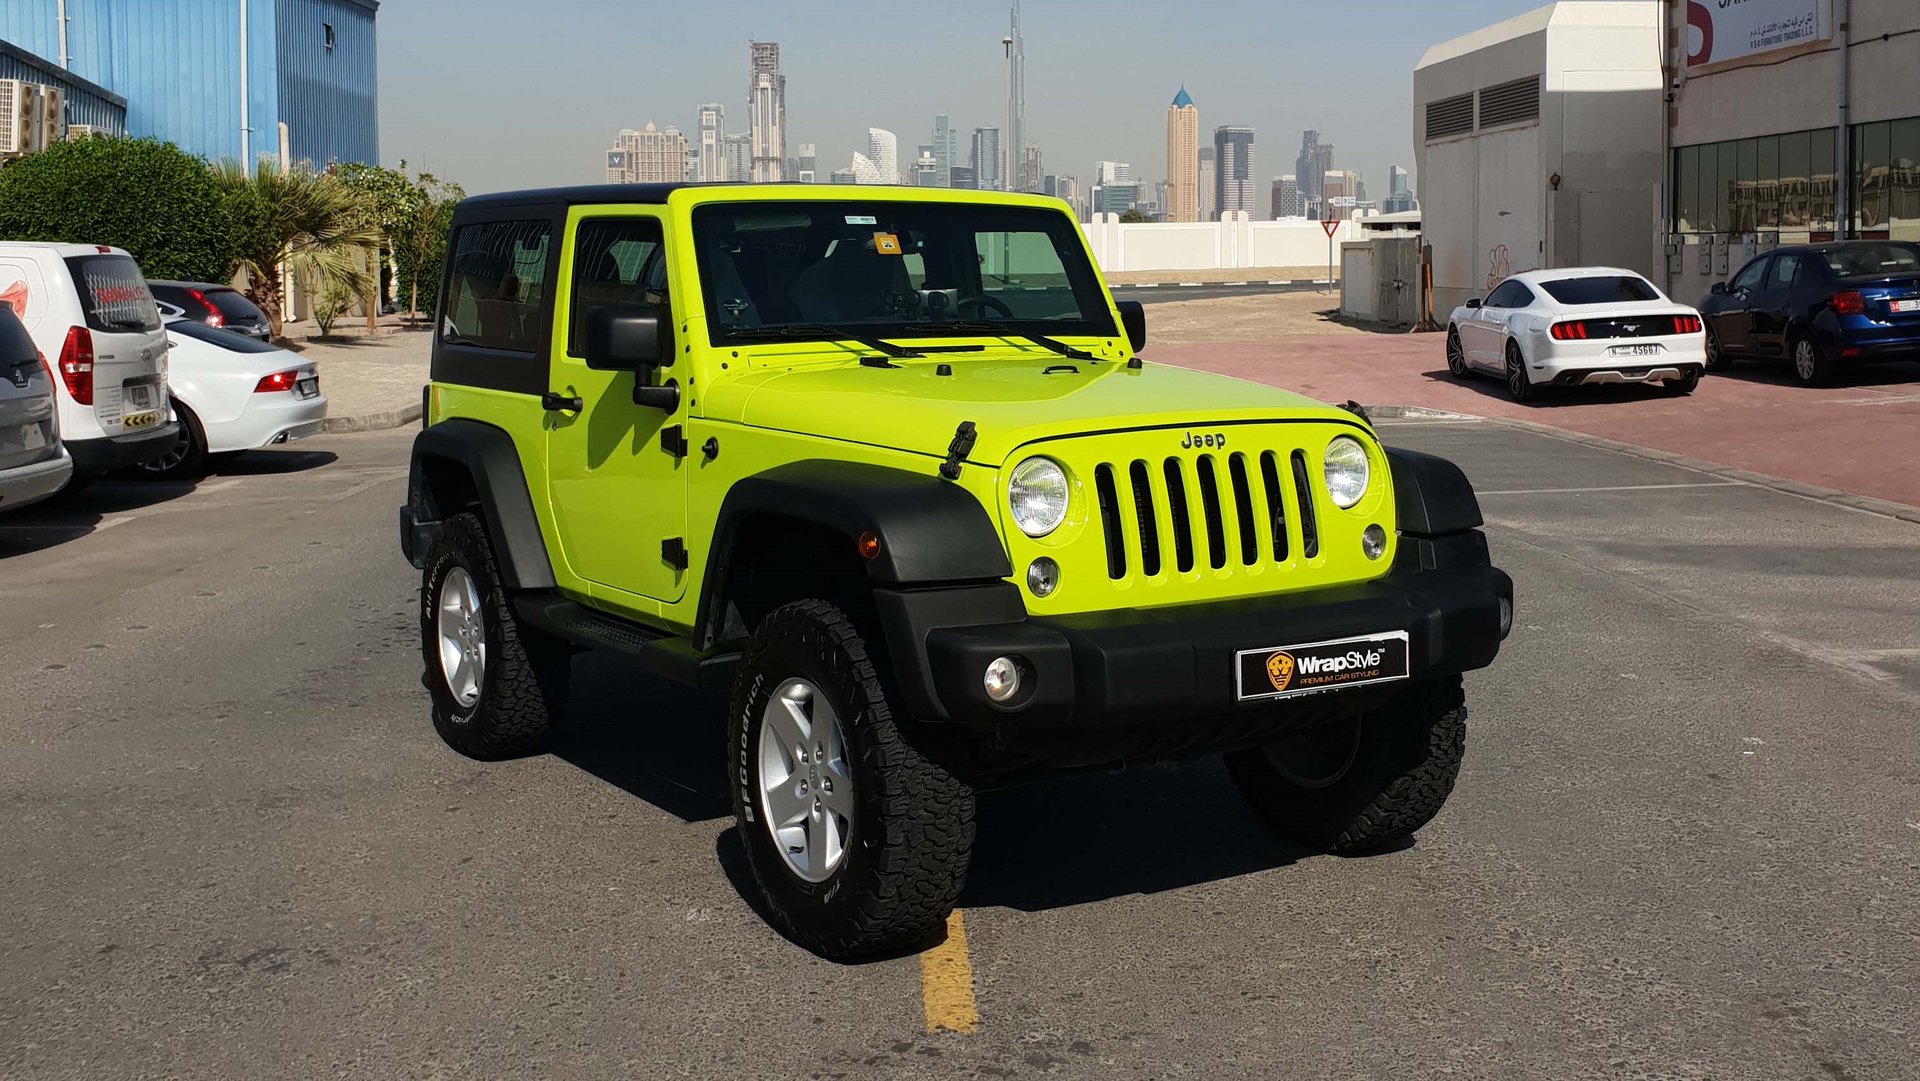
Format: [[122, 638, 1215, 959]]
[[408, 419, 556, 590], [695, 460, 1012, 648], [1384, 446, 1482, 537]]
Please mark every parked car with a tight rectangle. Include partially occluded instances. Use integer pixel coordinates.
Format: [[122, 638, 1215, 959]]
[[0, 243, 176, 486], [1446, 268, 1707, 403], [137, 320, 325, 478], [1697, 241, 1920, 386], [0, 303, 72, 512], [148, 281, 273, 341]]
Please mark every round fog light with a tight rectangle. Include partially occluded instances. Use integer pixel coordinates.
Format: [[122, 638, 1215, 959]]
[[983, 656, 1022, 703], [1361, 524, 1387, 560], [1026, 557, 1060, 597]]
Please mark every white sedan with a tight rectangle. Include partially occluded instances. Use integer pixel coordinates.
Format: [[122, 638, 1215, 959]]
[[138, 321, 327, 477], [1445, 268, 1707, 403]]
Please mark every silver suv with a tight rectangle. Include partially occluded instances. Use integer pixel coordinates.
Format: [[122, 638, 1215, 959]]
[[0, 304, 72, 512]]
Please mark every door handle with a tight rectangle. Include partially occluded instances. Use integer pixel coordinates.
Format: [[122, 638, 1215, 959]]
[[542, 391, 584, 413]]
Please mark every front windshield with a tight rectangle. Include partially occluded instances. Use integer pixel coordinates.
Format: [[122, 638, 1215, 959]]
[[692, 200, 1116, 342]]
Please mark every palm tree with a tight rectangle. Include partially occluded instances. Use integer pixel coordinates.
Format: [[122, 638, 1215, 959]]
[[215, 160, 384, 339]]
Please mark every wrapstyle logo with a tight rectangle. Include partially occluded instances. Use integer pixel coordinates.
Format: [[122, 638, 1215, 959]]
[[1180, 431, 1226, 450], [1297, 648, 1385, 676], [1264, 651, 1295, 692]]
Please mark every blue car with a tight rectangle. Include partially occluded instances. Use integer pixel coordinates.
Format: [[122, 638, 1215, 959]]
[[1697, 241, 1920, 386]]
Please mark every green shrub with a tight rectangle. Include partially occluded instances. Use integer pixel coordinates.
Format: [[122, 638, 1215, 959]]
[[0, 137, 233, 281]]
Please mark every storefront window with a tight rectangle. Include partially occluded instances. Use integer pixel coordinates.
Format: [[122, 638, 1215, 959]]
[[1673, 144, 1699, 232], [1810, 128, 1836, 233], [1891, 118, 1920, 242], [1779, 130, 1810, 228], [1755, 136, 1779, 229], [1671, 125, 1859, 238], [1855, 121, 1892, 236]]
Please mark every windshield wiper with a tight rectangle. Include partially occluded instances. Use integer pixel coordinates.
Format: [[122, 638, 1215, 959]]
[[723, 324, 922, 359], [900, 322, 1095, 361]]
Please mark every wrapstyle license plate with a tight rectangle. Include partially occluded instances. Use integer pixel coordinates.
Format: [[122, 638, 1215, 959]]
[[1236, 631, 1411, 702], [1608, 343, 1662, 357]]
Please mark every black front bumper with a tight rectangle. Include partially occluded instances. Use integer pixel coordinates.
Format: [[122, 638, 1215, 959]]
[[877, 532, 1511, 742], [65, 422, 181, 477]]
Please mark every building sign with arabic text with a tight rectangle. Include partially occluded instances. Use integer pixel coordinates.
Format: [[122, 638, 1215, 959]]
[[1686, 0, 1831, 67]]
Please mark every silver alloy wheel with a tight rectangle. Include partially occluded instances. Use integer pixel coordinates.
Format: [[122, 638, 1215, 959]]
[[757, 678, 856, 883], [1507, 347, 1527, 397], [436, 566, 486, 709], [1446, 331, 1467, 375], [142, 423, 192, 473], [1794, 339, 1817, 381]]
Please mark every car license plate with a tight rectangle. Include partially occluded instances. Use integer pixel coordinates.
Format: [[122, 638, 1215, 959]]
[[1235, 631, 1411, 702], [121, 410, 161, 430], [1891, 298, 1920, 313], [125, 383, 153, 410], [295, 377, 319, 400], [1608, 343, 1662, 357]]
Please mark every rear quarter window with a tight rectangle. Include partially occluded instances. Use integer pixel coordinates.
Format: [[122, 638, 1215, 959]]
[[1538, 276, 1660, 305], [0, 305, 35, 361], [64, 255, 162, 333], [442, 220, 553, 352]]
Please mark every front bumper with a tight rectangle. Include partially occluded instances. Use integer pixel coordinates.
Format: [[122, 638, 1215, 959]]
[[65, 422, 181, 477], [878, 531, 1511, 740]]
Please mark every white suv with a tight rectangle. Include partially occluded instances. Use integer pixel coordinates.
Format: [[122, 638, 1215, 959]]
[[0, 243, 176, 483]]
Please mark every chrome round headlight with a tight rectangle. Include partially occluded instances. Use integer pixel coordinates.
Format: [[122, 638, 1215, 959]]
[[1008, 456, 1069, 537], [1323, 436, 1371, 509]]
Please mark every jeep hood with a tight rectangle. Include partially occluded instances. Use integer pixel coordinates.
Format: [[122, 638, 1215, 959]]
[[710, 355, 1351, 465]]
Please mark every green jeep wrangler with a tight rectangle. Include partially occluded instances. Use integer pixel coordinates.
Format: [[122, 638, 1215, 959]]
[[401, 183, 1512, 959]]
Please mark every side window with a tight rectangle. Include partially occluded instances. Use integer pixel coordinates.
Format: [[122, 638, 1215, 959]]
[[1766, 254, 1803, 291], [1486, 280, 1529, 308], [568, 217, 666, 355], [442, 219, 552, 351], [1730, 257, 1769, 294]]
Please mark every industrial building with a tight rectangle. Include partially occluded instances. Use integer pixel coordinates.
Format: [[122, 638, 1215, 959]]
[[0, 0, 378, 167]]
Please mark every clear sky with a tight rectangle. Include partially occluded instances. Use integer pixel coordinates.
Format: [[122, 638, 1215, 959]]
[[378, 0, 1556, 198]]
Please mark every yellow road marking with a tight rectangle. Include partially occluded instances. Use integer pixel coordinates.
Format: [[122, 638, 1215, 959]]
[[918, 910, 979, 1034]]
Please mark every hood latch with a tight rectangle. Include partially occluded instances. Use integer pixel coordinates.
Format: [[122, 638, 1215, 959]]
[[940, 421, 977, 481]]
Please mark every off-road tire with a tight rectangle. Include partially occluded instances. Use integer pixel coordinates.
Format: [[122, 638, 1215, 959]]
[[1225, 676, 1467, 853], [1665, 367, 1701, 395], [1445, 327, 1470, 378], [1790, 332, 1836, 387], [727, 599, 975, 960], [420, 512, 570, 760], [1504, 341, 1536, 403], [1703, 326, 1731, 372]]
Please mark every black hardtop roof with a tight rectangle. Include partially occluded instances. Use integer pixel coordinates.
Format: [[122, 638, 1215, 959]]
[[452, 182, 1063, 216]]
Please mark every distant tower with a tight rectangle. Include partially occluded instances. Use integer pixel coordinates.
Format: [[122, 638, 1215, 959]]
[[971, 127, 1002, 191], [1165, 86, 1199, 222], [697, 103, 726, 182], [1213, 126, 1255, 217], [932, 114, 957, 188], [748, 41, 786, 182], [1004, 0, 1025, 194], [1198, 146, 1216, 221], [866, 128, 900, 184]]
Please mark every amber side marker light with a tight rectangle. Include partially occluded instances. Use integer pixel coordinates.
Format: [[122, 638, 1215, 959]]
[[857, 531, 881, 560]]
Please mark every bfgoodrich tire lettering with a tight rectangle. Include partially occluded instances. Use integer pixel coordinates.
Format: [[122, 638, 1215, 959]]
[[727, 599, 974, 960], [1225, 676, 1467, 853], [420, 512, 570, 759]]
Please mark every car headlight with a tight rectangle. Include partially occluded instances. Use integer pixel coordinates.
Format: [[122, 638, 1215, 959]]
[[1323, 436, 1371, 509], [1008, 456, 1070, 537]]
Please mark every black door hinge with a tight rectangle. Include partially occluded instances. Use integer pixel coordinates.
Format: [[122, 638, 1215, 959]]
[[661, 537, 689, 571], [940, 420, 977, 481], [660, 424, 688, 458]]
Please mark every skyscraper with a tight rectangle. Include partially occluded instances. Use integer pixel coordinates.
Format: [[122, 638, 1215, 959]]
[[866, 128, 900, 184], [796, 143, 817, 183], [949, 165, 977, 190], [1383, 165, 1415, 213], [1004, 0, 1025, 196], [722, 133, 751, 182], [1094, 160, 1131, 187], [1271, 174, 1305, 218], [1019, 142, 1043, 193], [1213, 126, 1255, 217], [971, 127, 1002, 191], [604, 123, 688, 183], [912, 148, 938, 186], [697, 103, 726, 182], [1295, 130, 1334, 216], [931, 115, 956, 188], [748, 41, 786, 182], [1164, 86, 1199, 222], [1198, 146, 1216, 221], [848, 152, 883, 184]]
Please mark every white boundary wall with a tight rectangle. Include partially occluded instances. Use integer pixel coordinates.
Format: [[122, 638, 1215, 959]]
[[1080, 213, 1363, 274]]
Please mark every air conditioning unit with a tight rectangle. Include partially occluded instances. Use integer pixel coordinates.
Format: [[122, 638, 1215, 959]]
[[36, 85, 64, 149], [67, 124, 99, 141], [0, 79, 31, 156]]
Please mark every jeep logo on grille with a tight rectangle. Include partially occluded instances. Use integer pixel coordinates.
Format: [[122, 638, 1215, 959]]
[[1180, 431, 1226, 450]]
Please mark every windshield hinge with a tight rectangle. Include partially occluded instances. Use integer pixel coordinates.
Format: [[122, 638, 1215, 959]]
[[660, 424, 689, 459], [940, 421, 977, 481]]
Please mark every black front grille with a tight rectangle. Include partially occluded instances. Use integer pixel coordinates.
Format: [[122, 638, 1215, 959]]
[[1095, 449, 1313, 581]]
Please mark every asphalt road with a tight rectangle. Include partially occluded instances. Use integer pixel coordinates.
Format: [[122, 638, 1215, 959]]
[[1119, 280, 1326, 303], [3, 423, 1917, 1080]]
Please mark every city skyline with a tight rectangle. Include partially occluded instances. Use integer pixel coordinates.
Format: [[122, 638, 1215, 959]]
[[378, 0, 1556, 197]]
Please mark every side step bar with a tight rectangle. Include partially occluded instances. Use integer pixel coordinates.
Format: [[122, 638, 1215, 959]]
[[514, 594, 740, 693]]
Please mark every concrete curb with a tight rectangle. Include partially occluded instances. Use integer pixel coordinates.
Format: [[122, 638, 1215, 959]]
[[320, 401, 421, 434], [1375, 408, 1920, 525]]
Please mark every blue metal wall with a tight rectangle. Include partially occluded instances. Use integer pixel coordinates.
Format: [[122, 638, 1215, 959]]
[[0, 39, 127, 136], [0, 0, 376, 166]]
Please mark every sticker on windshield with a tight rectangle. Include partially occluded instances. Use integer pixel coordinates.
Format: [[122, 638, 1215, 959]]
[[844, 215, 878, 225], [872, 232, 902, 255]]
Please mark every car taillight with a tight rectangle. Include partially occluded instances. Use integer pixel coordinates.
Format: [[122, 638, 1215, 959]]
[[254, 370, 299, 393], [1832, 290, 1866, 316], [1550, 321, 1589, 340], [1671, 314, 1701, 334], [58, 326, 95, 405], [186, 287, 224, 328]]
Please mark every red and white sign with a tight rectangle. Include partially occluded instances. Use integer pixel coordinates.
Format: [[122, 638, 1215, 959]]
[[1686, 0, 1829, 68], [1320, 219, 1340, 238]]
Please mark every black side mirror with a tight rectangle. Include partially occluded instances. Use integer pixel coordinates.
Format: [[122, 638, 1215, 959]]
[[1465, 297, 1482, 309], [584, 303, 678, 410], [1117, 300, 1146, 353], [1709, 281, 1727, 295]]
